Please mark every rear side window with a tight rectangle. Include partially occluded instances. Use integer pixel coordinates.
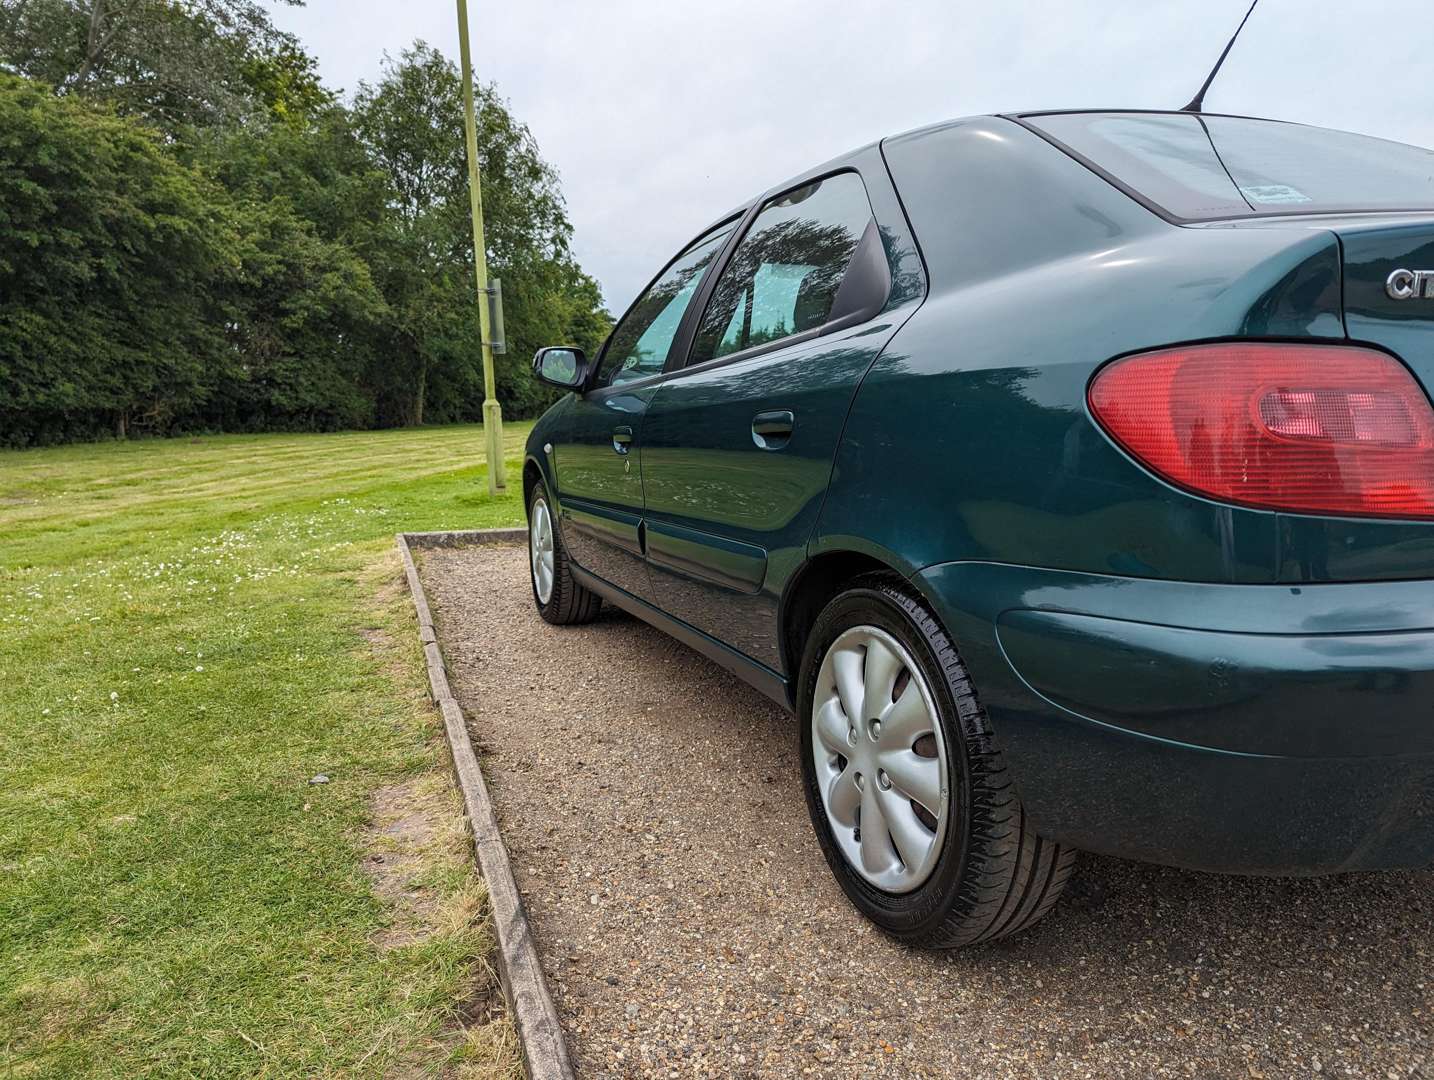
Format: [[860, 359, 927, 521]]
[[1028, 112, 1434, 220], [688, 172, 874, 365]]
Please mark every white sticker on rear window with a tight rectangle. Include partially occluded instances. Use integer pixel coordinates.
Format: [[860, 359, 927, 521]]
[[1239, 184, 1313, 205]]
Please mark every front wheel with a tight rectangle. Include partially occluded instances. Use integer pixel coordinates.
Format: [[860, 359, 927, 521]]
[[528, 483, 601, 625], [797, 577, 1076, 948]]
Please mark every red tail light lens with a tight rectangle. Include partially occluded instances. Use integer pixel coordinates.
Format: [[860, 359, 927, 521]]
[[1088, 343, 1434, 519]]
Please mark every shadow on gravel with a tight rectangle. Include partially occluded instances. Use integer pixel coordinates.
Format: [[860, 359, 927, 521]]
[[424, 544, 1433, 1080]]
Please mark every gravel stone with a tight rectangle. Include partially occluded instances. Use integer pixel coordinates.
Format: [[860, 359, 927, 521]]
[[422, 543, 1434, 1080]]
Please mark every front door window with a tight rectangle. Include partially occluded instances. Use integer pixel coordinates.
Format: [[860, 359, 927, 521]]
[[596, 223, 734, 388]]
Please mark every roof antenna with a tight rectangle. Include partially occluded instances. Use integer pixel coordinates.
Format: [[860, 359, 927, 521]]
[[1182, 0, 1260, 113]]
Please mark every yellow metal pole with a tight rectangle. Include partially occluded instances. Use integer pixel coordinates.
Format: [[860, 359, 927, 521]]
[[456, 0, 505, 493]]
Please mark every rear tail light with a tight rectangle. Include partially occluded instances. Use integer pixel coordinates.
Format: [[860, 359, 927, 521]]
[[1087, 342, 1434, 520]]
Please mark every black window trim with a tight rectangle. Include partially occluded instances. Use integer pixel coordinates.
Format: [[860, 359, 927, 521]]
[[1006, 110, 1434, 227], [664, 196, 765, 377], [666, 166, 888, 378]]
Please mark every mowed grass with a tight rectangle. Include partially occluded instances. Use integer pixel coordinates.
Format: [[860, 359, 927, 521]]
[[0, 424, 531, 1078]]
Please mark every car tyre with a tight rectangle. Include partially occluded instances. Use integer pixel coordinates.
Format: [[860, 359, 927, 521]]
[[528, 482, 602, 626], [798, 575, 1076, 948]]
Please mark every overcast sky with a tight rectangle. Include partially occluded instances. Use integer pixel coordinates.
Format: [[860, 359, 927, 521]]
[[266, 0, 1434, 315]]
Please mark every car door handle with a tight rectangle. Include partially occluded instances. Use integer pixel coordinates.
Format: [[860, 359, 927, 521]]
[[612, 425, 634, 454], [751, 410, 795, 450]]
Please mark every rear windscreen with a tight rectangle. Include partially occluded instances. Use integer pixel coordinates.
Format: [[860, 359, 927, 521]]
[[1026, 112, 1434, 220]]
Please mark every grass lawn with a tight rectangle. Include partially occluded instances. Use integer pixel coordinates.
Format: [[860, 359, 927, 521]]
[[0, 424, 532, 1078]]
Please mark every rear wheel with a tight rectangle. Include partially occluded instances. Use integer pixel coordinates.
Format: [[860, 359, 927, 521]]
[[528, 483, 601, 625], [797, 576, 1076, 948]]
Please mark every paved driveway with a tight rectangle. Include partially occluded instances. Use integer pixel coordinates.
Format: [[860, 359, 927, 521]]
[[422, 543, 1432, 1080]]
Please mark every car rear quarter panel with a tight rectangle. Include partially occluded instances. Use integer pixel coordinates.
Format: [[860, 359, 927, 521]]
[[814, 115, 1346, 585]]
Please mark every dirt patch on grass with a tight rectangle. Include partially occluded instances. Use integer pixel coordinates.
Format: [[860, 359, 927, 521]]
[[360, 772, 520, 1079], [363, 780, 446, 950], [8, 973, 105, 1048], [358, 559, 422, 676], [358, 560, 458, 950]]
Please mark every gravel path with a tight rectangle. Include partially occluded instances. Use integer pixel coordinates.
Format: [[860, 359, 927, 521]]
[[422, 543, 1433, 1080]]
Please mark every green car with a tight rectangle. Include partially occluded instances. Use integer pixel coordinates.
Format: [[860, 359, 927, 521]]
[[523, 110, 1434, 948]]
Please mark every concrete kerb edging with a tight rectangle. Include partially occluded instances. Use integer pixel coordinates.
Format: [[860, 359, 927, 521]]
[[405, 527, 527, 550], [394, 527, 575, 1080]]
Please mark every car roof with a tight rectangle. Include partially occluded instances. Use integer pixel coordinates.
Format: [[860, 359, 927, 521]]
[[685, 109, 1306, 260], [720, 109, 1296, 209], [1013, 108, 1283, 122], [889, 107, 1303, 148]]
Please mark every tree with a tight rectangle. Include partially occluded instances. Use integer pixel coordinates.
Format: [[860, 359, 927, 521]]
[[211, 196, 389, 432], [0, 26, 612, 445], [0, 0, 316, 132], [0, 72, 390, 444], [0, 73, 232, 441], [350, 43, 609, 425]]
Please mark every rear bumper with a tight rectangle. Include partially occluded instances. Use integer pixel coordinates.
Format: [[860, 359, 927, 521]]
[[915, 561, 1434, 874]]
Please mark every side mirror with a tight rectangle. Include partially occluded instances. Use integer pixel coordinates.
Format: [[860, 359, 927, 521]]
[[532, 346, 589, 390]]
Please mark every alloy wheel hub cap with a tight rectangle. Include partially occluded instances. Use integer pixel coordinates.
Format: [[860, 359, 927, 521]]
[[530, 498, 555, 604], [811, 625, 950, 893]]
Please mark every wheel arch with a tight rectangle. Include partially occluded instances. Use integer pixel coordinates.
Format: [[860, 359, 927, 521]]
[[522, 453, 555, 514], [779, 546, 909, 694]]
